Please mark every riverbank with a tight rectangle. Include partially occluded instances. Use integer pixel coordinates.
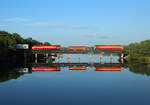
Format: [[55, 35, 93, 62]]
[[126, 55, 150, 64], [124, 39, 150, 63]]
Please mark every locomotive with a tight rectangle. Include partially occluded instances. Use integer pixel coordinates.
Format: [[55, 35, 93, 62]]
[[94, 45, 123, 50], [32, 45, 61, 50]]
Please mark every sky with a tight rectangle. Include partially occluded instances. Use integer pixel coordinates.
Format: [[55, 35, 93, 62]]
[[0, 0, 150, 46]]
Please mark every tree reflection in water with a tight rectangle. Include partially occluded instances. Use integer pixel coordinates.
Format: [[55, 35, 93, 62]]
[[0, 64, 26, 82], [128, 61, 150, 76]]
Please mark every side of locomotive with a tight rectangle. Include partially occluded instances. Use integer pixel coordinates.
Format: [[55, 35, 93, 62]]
[[69, 46, 87, 50], [32, 45, 61, 50], [94, 45, 123, 50]]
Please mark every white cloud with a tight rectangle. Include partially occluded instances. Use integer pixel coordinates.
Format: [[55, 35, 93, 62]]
[[30, 22, 96, 30], [83, 34, 109, 39], [72, 26, 96, 30], [0, 24, 6, 27], [0, 24, 7, 27], [1, 17, 27, 23], [30, 22, 65, 28]]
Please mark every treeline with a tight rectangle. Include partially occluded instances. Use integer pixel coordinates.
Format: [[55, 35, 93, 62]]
[[0, 30, 51, 62], [0, 30, 51, 51], [124, 40, 150, 61]]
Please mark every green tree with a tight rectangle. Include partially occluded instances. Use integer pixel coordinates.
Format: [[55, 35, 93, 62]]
[[43, 42, 51, 45], [12, 33, 24, 44]]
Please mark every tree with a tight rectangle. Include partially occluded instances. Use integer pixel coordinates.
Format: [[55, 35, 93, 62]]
[[43, 42, 51, 45], [12, 33, 24, 44]]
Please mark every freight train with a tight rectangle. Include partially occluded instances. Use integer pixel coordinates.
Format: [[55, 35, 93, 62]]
[[32, 45, 123, 50]]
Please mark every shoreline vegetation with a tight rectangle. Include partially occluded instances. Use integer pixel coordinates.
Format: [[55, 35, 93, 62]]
[[0, 30, 51, 62], [0, 30, 150, 63], [124, 40, 150, 63]]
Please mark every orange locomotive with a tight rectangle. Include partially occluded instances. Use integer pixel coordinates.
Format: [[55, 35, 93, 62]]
[[32, 45, 61, 50], [94, 45, 123, 50], [69, 46, 86, 50], [32, 67, 60, 71], [94, 67, 123, 71]]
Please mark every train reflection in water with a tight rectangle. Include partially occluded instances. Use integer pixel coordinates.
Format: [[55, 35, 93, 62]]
[[32, 67, 60, 71], [94, 67, 123, 71], [69, 66, 87, 70], [16, 62, 125, 72]]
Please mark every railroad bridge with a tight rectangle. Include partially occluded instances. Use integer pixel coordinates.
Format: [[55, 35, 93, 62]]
[[15, 44, 128, 65], [32, 49, 127, 64]]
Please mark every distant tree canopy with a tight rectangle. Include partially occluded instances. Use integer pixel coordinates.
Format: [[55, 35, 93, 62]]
[[0, 30, 51, 52], [124, 40, 150, 58], [43, 42, 51, 45]]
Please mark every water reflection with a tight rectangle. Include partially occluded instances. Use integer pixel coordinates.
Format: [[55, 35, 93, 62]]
[[94, 67, 123, 71], [1, 59, 150, 83], [1, 57, 150, 105], [0, 64, 27, 82], [16, 68, 29, 73], [128, 62, 150, 76], [69, 66, 86, 70], [32, 67, 61, 71]]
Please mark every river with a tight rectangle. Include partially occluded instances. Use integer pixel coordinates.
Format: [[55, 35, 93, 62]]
[[0, 55, 150, 105]]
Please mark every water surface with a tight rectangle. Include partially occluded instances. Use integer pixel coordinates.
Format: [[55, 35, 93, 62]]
[[0, 56, 150, 105]]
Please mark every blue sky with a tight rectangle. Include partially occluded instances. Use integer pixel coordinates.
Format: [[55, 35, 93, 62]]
[[0, 0, 150, 46]]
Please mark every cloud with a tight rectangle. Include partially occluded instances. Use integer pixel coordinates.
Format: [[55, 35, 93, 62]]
[[0, 25, 7, 27], [71, 26, 96, 30], [132, 14, 137, 16], [30, 22, 65, 28], [83, 34, 109, 39], [1, 17, 27, 23], [30, 22, 96, 30]]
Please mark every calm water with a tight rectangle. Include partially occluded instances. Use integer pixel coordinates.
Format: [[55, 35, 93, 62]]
[[0, 55, 150, 105]]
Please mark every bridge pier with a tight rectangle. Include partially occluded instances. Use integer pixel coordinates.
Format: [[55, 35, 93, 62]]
[[121, 53, 124, 59], [46, 53, 48, 64], [57, 53, 60, 63], [110, 53, 113, 63], [121, 58, 124, 64], [67, 54, 70, 63], [89, 53, 92, 64], [78, 54, 80, 63], [121, 53, 124, 64], [35, 53, 38, 63], [100, 54, 102, 64]]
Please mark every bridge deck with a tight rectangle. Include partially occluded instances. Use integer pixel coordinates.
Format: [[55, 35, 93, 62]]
[[32, 49, 126, 54]]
